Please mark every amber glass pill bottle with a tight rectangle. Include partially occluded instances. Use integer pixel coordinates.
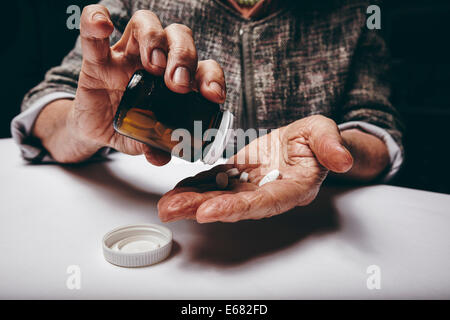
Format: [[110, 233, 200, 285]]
[[113, 70, 234, 164]]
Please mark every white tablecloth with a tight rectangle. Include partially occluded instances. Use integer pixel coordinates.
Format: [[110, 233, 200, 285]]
[[0, 138, 449, 299]]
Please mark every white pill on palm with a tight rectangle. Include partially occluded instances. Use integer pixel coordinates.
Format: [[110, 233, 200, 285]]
[[258, 169, 280, 187], [226, 168, 240, 177], [216, 172, 229, 189], [239, 172, 249, 183]]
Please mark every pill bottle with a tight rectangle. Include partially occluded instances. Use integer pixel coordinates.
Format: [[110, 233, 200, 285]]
[[113, 70, 234, 164]]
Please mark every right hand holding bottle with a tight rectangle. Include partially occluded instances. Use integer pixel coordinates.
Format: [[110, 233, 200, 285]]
[[67, 5, 227, 165]]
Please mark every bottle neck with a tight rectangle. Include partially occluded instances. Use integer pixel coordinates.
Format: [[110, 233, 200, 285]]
[[202, 111, 234, 164]]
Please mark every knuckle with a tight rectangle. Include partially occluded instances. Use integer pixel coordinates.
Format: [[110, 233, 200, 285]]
[[135, 27, 165, 46], [80, 6, 90, 18], [204, 60, 225, 79], [143, 28, 166, 42], [166, 193, 197, 213], [310, 114, 327, 122], [166, 23, 193, 36], [203, 59, 221, 68], [82, 4, 106, 19], [81, 4, 96, 15], [131, 10, 160, 28], [306, 114, 335, 129], [170, 46, 197, 61], [131, 10, 143, 20], [239, 196, 252, 215], [311, 114, 334, 125], [132, 9, 154, 21], [80, 7, 93, 23]]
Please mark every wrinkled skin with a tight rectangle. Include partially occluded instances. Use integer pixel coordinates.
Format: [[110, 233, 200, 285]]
[[158, 115, 354, 223]]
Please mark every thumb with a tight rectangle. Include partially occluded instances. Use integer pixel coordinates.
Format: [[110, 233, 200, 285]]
[[307, 116, 353, 173], [80, 5, 114, 65]]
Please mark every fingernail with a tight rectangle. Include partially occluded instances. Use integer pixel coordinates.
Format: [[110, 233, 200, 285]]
[[342, 149, 354, 170], [209, 81, 225, 99], [93, 12, 107, 22], [151, 49, 167, 68], [173, 67, 191, 87], [334, 145, 353, 172]]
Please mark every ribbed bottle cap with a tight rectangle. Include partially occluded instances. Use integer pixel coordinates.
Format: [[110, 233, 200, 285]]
[[203, 110, 234, 165], [102, 224, 172, 268]]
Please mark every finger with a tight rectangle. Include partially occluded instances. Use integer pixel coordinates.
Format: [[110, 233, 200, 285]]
[[158, 164, 236, 222], [158, 172, 258, 223], [305, 115, 353, 173], [158, 186, 201, 222], [114, 10, 167, 75], [80, 5, 114, 65], [196, 179, 313, 223], [157, 165, 228, 221], [164, 23, 198, 93], [195, 60, 226, 103], [158, 189, 230, 222], [143, 145, 171, 166]]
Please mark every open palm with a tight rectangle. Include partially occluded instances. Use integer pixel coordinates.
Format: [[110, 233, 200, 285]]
[[158, 115, 354, 223]]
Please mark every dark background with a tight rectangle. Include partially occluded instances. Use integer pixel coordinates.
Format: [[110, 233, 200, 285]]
[[0, 1, 449, 194]]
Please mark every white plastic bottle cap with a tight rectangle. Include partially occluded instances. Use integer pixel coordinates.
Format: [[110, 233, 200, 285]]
[[102, 224, 172, 268]]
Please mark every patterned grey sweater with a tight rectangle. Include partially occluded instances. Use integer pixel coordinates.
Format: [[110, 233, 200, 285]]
[[19, 0, 403, 160]]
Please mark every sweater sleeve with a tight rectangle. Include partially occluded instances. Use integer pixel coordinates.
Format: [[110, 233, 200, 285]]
[[339, 27, 404, 168]]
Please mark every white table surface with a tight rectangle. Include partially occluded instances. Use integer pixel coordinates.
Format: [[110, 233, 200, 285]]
[[0, 138, 449, 299]]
